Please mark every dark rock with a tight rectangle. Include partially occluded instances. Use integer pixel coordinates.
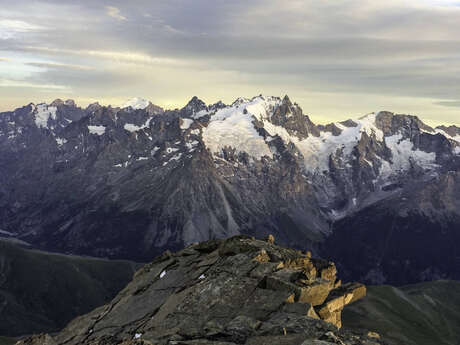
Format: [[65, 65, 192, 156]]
[[18, 237, 378, 345]]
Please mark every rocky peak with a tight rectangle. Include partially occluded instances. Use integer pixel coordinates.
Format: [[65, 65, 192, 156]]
[[437, 125, 460, 138], [86, 102, 102, 113], [209, 100, 226, 112], [18, 236, 377, 345], [375, 111, 434, 138], [50, 99, 65, 107], [145, 102, 164, 115], [282, 94, 293, 106], [122, 97, 151, 110], [64, 99, 76, 107], [182, 96, 208, 116], [270, 95, 320, 139]]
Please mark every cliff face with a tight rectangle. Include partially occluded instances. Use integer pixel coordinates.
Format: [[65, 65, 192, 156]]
[[16, 236, 384, 345], [323, 170, 460, 285]]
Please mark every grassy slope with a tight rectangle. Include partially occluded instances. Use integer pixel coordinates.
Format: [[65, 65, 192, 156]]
[[0, 240, 140, 337], [0, 337, 16, 345], [343, 281, 460, 345]]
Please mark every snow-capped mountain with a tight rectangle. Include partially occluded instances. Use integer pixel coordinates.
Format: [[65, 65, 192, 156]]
[[0, 95, 459, 283]]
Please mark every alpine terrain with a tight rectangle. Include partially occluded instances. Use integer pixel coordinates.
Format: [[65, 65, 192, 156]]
[[1, 95, 459, 284], [16, 236, 387, 345]]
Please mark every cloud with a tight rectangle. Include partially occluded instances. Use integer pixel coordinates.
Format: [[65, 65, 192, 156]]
[[105, 6, 126, 21], [434, 100, 460, 108], [0, 19, 44, 39], [22, 46, 186, 66], [0, 78, 70, 90], [2, 0, 460, 125], [24, 61, 94, 70]]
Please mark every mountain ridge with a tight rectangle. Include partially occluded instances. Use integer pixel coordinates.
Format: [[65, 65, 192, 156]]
[[1, 94, 459, 284]]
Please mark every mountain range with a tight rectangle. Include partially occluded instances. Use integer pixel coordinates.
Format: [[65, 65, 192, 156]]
[[1, 95, 459, 284]]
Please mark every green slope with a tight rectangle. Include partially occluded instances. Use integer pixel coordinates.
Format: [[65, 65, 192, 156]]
[[0, 240, 139, 337], [343, 280, 460, 345], [0, 336, 16, 345]]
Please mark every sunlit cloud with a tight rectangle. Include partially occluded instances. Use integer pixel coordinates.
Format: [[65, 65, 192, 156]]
[[1, 0, 460, 125], [0, 19, 44, 39], [434, 100, 460, 108], [23, 46, 187, 66], [0, 78, 70, 90], [105, 6, 127, 21], [24, 61, 94, 71]]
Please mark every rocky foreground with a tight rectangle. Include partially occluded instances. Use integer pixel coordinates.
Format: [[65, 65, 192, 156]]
[[18, 236, 385, 345]]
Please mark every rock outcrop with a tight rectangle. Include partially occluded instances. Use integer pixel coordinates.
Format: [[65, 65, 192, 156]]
[[16, 236, 385, 345]]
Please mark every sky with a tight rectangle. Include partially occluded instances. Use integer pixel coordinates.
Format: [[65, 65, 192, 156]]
[[1, 0, 460, 126]]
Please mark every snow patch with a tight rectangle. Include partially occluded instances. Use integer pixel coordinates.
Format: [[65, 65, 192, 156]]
[[136, 156, 148, 161], [88, 125, 106, 136], [454, 146, 460, 155], [169, 153, 182, 161], [160, 270, 166, 278], [380, 134, 437, 178], [180, 118, 194, 130], [166, 147, 179, 154], [123, 97, 150, 110], [435, 128, 460, 143], [191, 109, 209, 119], [56, 137, 67, 146], [34, 104, 57, 129], [124, 117, 153, 133], [202, 97, 273, 159], [151, 147, 160, 155], [124, 123, 142, 132], [186, 140, 199, 150]]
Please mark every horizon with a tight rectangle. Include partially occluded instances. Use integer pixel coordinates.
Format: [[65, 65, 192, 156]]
[[1, 93, 459, 128]]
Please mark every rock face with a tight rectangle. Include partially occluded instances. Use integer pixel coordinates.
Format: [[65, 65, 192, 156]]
[[17, 236, 384, 345], [1, 95, 459, 284], [323, 170, 460, 285]]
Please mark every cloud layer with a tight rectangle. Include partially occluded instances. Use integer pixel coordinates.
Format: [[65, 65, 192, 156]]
[[1, 0, 460, 125]]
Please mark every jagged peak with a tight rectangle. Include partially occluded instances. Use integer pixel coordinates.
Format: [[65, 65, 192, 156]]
[[282, 94, 292, 105], [373, 111, 435, 135], [231, 96, 251, 107], [86, 102, 102, 113], [183, 96, 207, 113], [65, 99, 76, 107], [50, 99, 64, 107], [50, 99, 77, 107], [209, 100, 226, 112], [436, 125, 460, 138]]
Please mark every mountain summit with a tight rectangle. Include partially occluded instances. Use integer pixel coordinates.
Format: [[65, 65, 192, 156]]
[[17, 236, 379, 345]]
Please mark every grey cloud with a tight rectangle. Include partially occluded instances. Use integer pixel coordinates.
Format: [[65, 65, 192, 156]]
[[2, 0, 460, 124], [434, 101, 460, 108], [24, 61, 94, 70]]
